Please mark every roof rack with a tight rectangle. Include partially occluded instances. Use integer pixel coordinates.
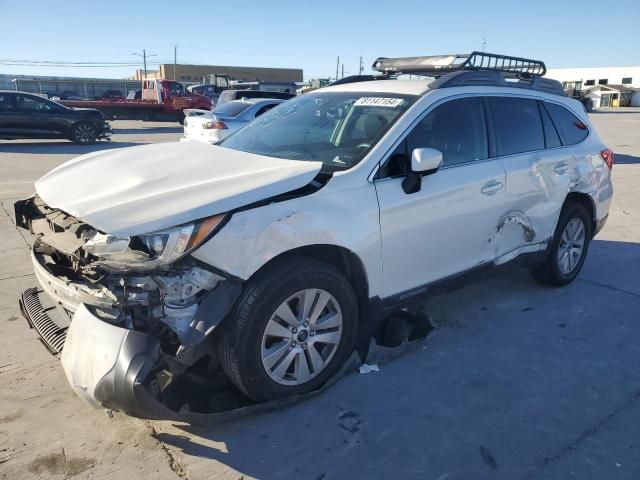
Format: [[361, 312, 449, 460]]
[[372, 51, 547, 77]]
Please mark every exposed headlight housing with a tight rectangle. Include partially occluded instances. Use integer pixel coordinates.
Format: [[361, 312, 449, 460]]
[[83, 214, 226, 271]]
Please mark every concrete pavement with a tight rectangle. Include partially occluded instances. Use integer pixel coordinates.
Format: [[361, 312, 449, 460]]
[[0, 116, 638, 479]]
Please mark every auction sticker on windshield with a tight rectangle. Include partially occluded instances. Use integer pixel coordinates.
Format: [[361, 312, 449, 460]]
[[354, 97, 405, 107]]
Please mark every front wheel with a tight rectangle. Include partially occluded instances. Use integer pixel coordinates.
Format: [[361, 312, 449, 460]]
[[218, 257, 358, 402], [70, 122, 98, 144], [531, 202, 592, 286]]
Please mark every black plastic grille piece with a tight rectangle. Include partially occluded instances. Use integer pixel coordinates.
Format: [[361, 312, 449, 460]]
[[20, 287, 69, 355]]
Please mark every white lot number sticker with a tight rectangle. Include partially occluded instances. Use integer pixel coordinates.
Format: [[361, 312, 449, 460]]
[[354, 97, 404, 107]]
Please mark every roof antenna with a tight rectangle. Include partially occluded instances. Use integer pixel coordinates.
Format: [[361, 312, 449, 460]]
[[482, 37, 487, 52]]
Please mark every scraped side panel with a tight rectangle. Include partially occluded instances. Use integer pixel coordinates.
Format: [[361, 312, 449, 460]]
[[191, 184, 383, 297]]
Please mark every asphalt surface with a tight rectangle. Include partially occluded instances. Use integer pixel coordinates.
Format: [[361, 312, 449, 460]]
[[0, 113, 639, 479]]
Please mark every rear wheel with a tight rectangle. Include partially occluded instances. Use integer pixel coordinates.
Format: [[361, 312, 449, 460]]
[[218, 257, 358, 402], [70, 122, 98, 144], [532, 202, 591, 286]]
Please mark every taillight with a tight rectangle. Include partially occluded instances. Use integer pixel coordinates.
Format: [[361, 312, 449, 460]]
[[600, 149, 614, 169], [202, 120, 228, 130]]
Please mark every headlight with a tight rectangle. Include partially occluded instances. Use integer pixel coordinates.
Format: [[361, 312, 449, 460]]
[[83, 214, 226, 271]]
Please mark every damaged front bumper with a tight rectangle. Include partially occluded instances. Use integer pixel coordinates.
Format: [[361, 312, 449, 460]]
[[20, 287, 164, 417], [61, 302, 165, 418], [16, 195, 243, 416], [20, 264, 240, 418]]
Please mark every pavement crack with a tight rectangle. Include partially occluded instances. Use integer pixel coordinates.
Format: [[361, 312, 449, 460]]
[[144, 421, 189, 480], [578, 277, 640, 299], [523, 388, 640, 479], [0, 273, 34, 282]]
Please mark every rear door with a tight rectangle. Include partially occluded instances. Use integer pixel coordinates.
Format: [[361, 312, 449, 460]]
[[374, 96, 508, 298], [488, 96, 571, 260], [0, 92, 22, 137]]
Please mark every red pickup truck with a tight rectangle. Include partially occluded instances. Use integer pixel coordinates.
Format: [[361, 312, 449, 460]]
[[59, 80, 212, 123]]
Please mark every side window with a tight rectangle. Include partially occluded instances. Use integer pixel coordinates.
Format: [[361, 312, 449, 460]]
[[489, 97, 544, 155], [254, 103, 277, 118], [538, 102, 562, 148], [545, 103, 589, 145], [406, 97, 488, 167], [15, 95, 53, 112], [0, 93, 14, 111]]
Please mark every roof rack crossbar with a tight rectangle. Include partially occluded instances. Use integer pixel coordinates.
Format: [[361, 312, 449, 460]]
[[372, 51, 547, 77]]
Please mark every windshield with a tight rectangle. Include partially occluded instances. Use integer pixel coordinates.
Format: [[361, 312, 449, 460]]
[[219, 91, 416, 171], [212, 101, 252, 117]]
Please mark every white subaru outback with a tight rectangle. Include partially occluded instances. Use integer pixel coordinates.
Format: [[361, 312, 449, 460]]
[[15, 52, 613, 417]]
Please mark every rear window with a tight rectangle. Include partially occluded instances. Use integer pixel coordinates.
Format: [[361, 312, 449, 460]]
[[545, 103, 589, 145], [0, 93, 13, 111], [212, 101, 252, 117], [216, 90, 236, 106], [489, 97, 545, 156], [539, 103, 562, 148]]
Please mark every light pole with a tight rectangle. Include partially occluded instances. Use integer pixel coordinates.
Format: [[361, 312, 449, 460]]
[[132, 49, 157, 79]]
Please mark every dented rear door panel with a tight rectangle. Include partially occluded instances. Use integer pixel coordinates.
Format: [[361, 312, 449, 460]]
[[497, 148, 572, 259]]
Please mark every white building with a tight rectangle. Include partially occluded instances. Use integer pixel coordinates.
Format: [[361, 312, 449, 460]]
[[546, 66, 640, 88], [546, 66, 640, 108]]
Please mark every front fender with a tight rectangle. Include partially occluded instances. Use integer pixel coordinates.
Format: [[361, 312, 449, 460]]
[[190, 184, 383, 297]]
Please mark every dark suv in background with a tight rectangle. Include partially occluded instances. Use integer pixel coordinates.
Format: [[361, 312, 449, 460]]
[[0, 91, 111, 144]]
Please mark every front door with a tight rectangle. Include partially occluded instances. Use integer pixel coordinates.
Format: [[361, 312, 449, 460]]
[[14, 94, 65, 137], [374, 97, 508, 299]]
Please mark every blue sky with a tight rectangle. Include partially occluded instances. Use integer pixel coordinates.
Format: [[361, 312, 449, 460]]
[[1, 0, 639, 80]]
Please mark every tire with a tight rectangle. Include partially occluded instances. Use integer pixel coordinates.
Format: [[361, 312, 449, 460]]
[[531, 202, 592, 286], [70, 122, 98, 144], [218, 256, 358, 402]]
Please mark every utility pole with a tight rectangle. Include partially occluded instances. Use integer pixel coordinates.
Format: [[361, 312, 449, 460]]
[[174, 46, 177, 81], [341, 64, 344, 79], [132, 49, 157, 79], [335, 56, 340, 81], [482, 37, 487, 52], [359, 56, 363, 75]]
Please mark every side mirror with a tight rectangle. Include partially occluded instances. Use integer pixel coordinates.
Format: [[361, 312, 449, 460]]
[[402, 148, 443, 194]]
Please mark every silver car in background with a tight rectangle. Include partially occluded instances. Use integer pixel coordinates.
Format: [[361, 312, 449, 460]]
[[182, 98, 285, 144]]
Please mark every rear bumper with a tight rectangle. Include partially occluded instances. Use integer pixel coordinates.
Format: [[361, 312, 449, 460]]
[[179, 135, 218, 144], [594, 213, 608, 237]]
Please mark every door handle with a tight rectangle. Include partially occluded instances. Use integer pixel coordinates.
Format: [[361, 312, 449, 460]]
[[554, 162, 569, 174], [481, 180, 504, 195]]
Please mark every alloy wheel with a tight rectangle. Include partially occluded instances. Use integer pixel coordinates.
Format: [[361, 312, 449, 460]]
[[557, 217, 586, 274], [261, 289, 343, 386], [74, 124, 96, 143]]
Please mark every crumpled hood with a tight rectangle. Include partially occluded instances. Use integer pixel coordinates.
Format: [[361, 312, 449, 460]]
[[35, 142, 322, 236]]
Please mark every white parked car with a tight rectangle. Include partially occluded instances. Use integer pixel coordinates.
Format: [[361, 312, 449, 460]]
[[15, 52, 613, 417], [182, 98, 285, 143]]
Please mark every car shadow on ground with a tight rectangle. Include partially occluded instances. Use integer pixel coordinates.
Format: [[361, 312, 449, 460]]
[[0, 141, 145, 155], [113, 126, 183, 135], [615, 154, 640, 164], [150, 239, 640, 480]]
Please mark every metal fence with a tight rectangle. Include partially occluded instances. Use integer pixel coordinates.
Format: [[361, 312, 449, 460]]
[[0, 74, 143, 100]]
